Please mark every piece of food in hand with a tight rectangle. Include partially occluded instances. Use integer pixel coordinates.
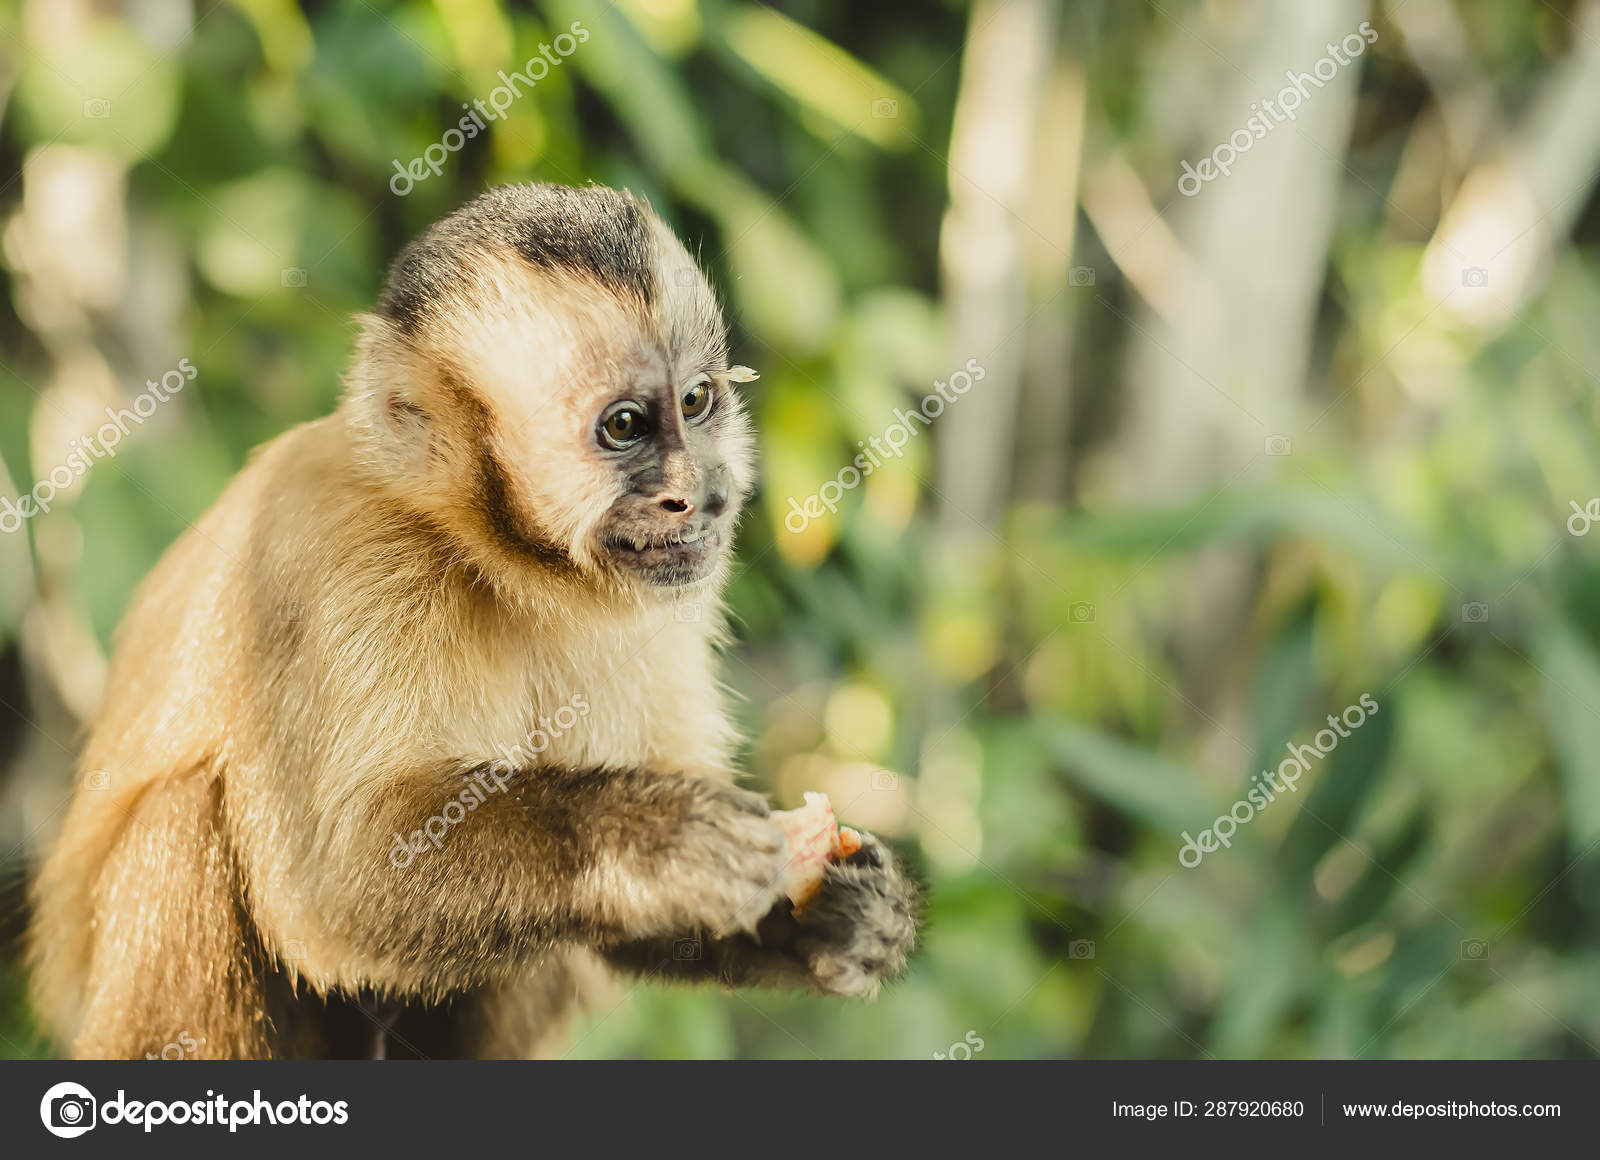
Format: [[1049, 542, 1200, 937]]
[[772, 792, 859, 912]]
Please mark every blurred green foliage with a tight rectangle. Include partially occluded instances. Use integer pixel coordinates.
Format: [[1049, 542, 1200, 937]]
[[3, 0, 1600, 1061]]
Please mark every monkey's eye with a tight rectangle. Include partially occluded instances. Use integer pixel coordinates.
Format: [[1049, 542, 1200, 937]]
[[599, 405, 648, 449], [681, 380, 713, 422]]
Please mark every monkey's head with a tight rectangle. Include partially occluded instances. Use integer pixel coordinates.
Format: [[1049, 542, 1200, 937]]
[[345, 183, 758, 597]]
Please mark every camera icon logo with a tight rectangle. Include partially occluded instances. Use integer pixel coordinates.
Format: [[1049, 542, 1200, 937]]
[[1069, 266, 1096, 287], [1461, 267, 1489, 288], [673, 937, 701, 961], [281, 267, 308, 288], [674, 602, 702, 623], [1069, 601, 1096, 624], [1460, 938, 1490, 961], [82, 98, 111, 119], [1461, 602, 1489, 623], [1069, 939, 1096, 960], [871, 97, 899, 118], [1264, 434, 1292, 456], [40, 1082, 97, 1138]]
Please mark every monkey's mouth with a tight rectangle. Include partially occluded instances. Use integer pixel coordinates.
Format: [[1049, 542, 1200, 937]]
[[600, 525, 722, 584]]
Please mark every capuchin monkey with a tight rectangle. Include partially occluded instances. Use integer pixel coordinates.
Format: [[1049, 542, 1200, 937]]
[[29, 182, 919, 1059]]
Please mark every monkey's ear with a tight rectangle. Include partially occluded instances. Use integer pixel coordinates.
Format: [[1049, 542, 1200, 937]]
[[344, 313, 435, 478], [372, 381, 435, 473], [384, 391, 430, 433]]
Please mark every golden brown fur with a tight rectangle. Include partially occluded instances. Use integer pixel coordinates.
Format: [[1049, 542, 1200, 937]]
[[29, 183, 916, 1058]]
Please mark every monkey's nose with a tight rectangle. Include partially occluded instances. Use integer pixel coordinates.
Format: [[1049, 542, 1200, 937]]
[[658, 496, 695, 517]]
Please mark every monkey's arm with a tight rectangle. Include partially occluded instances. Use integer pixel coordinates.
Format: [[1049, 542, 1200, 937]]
[[598, 921, 817, 992], [316, 764, 793, 989], [597, 833, 920, 998]]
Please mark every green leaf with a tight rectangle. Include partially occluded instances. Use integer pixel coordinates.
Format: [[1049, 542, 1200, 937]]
[[1056, 486, 1451, 578], [1210, 895, 1310, 1057], [1043, 720, 1214, 834], [1277, 702, 1396, 885], [1330, 805, 1432, 937], [1248, 606, 1316, 786], [1534, 619, 1600, 850]]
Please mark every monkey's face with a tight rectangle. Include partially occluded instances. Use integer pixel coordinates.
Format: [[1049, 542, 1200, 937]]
[[435, 299, 754, 594], [353, 184, 758, 597], [376, 266, 754, 595], [582, 352, 753, 589]]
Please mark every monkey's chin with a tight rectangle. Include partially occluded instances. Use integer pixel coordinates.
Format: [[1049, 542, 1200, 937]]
[[599, 527, 725, 588]]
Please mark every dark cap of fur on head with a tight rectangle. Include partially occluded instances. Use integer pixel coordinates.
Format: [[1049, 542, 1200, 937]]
[[378, 183, 658, 335]]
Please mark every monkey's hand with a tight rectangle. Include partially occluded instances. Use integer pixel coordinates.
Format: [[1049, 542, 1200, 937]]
[[637, 777, 792, 938], [787, 830, 919, 999], [599, 829, 919, 997]]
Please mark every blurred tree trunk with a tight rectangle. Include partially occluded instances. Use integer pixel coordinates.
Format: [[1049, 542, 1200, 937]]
[[936, 0, 1061, 538], [918, 0, 1062, 872], [1419, 0, 1600, 333], [1017, 52, 1087, 507], [1103, 0, 1367, 705]]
